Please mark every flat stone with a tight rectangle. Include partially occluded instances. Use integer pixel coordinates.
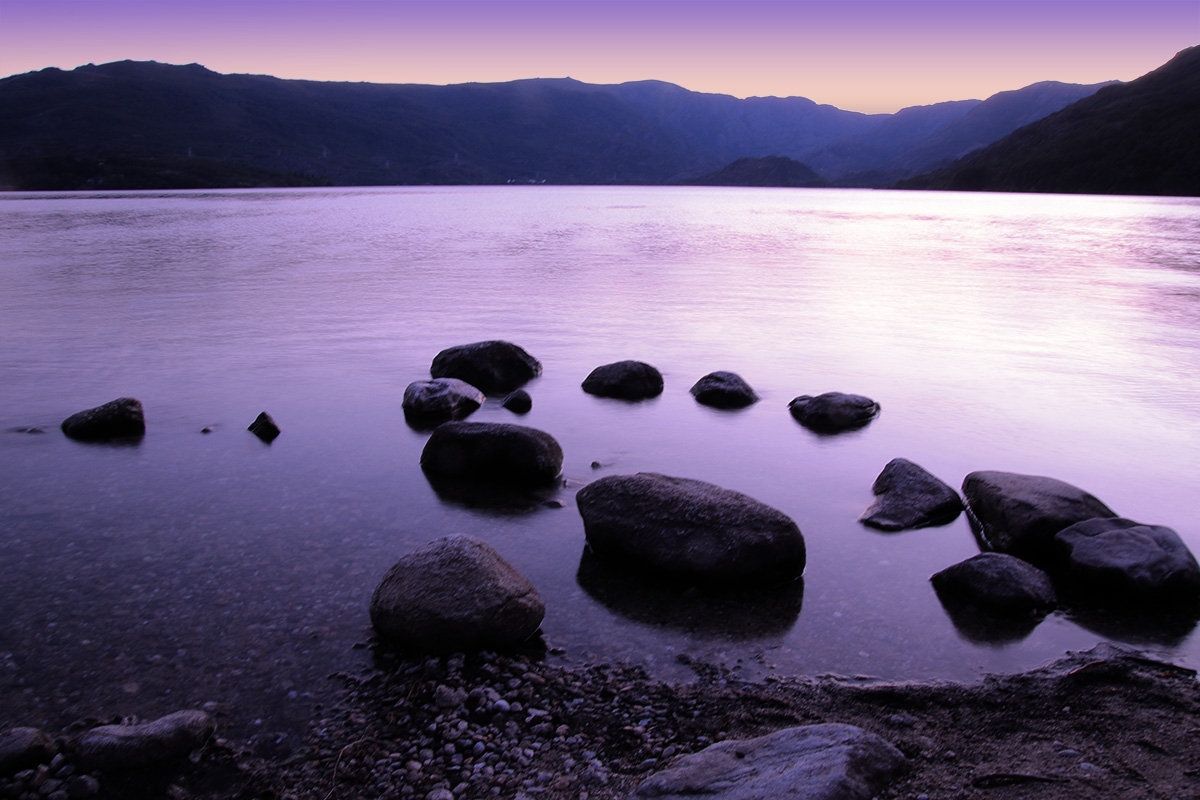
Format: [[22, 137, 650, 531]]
[[689, 371, 759, 409], [420, 421, 562, 487], [75, 710, 216, 770], [788, 392, 880, 433], [860, 458, 962, 531], [60, 398, 144, 442], [582, 361, 664, 400], [430, 340, 541, 395]]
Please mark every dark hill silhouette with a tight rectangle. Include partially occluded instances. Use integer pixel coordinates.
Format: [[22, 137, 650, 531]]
[[684, 156, 827, 187], [898, 46, 1200, 197]]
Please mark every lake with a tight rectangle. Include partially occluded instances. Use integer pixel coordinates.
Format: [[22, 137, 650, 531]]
[[2, 186, 1199, 746]]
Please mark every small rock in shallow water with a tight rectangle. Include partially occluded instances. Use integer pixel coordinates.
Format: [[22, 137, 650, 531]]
[[689, 371, 758, 409], [502, 389, 533, 414], [61, 398, 145, 442], [248, 411, 281, 443]]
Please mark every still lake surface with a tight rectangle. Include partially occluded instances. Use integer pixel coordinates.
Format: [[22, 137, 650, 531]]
[[2, 186, 1199, 744]]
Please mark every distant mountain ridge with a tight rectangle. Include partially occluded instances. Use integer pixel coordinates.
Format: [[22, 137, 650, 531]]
[[0, 59, 1112, 190]]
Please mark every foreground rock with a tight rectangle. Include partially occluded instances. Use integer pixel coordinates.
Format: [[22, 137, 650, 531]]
[[402, 378, 485, 427], [931, 552, 1057, 614], [582, 360, 664, 400], [1055, 517, 1200, 604], [689, 371, 759, 409], [0, 727, 56, 775], [420, 421, 563, 487], [369, 534, 545, 651], [632, 723, 907, 800], [60, 397, 145, 441], [788, 392, 880, 433], [576, 472, 805, 584], [962, 471, 1116, 566], [860, 458, 962, 531], [430, 340, 542, 395], [75, 710, 216, 770]]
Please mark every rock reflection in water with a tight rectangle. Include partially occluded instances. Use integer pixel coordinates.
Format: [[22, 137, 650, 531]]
[[575, 547, 803, 640], [933, 590, 1048, 646], [423, 473, 564, 514], [1063, 605, 1198, 648]]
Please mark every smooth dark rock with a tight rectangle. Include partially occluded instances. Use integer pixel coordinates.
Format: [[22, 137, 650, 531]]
[[370, 534, 545, 651], [931, 552, 1057, 614], [430, 340, 541, 395], [788, 392, 880, 433], [962, 471, 1116, 566], [860, 458, 962, 531], [689, 371, 758, 409], [581, 360, 663, 400], [420, 421, 562, 487], [502, 389, 532, 414], [402, 378, 485, 428], [60, 397, 145, 442], [0, 727, 56, 775], [632, 723, 907, 800], [576, 472, 805, 584], [247, 411, 281, 443], [1055, 517, 1200, 604], [75, 710, 216, 770]]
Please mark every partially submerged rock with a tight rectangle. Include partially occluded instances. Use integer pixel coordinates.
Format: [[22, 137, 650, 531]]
[[788, 392, 880, 433], [0, 727, 56, 775], [60, 397, 145, 442], [962, 471, 1116, 566], [430, 340, 541, 395], [632, 723, 907, 800], [420, 421, 562, 487], [370, 534, 545, 652], [75, 710, 216, 770], [860, 458, 962, 531], [931, 552, 1057, 614], [403, 378, 485, 428], [247, 411, 281, 443], [581, 360, 663, 400], [576, 472, 805, 584], [502, 389, 532, 414], [689, 371, 759, 409], [1055, 517, 1200, 604]]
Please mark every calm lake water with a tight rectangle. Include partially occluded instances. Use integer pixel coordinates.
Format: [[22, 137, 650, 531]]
[[2, 186, 1199, 745]]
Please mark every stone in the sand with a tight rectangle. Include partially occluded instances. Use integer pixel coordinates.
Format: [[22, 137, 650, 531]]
[[931, 552, 1057, 614], [632, 723, 907, 800], [248, 411, 281, 443], [860, 458, 962, 531], [502, 389, 532, 414], [962, 471, 1116, 566], [430, 340, 541, 395], [582, 360, 664, 400], [1055, 518, 1200, 604], [420, 421, 562, 487], [788, 392, 880, 433], [75, 710, 216, 770], [576, 472, 805, 584], [402, 378, 485, 428], [61, 397, 145, 441], [370, 534, 545, 651], [689, 371, 759, 409], [0, 727, 56, 775]]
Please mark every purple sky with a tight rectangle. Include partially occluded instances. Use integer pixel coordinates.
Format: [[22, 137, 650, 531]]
[[1, 0, 1196, 113]]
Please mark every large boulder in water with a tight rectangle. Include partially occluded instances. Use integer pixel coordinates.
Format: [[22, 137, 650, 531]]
[[1054, 518, 1200, 605], [61, 397, 145, 441], [689, 371, 759, 409], [632, 723, 907, 800], [962, 471, 1116, 567], [403, 378, 485, 428], [582, 360, 663, 400], [789, 392, 880, 433], [370, 534, 545, 651], [576, 472, 805, 584], [931, 552, 1057, 614], [76, 710, 216, 769], [430, 340, 541, 395], [860, 458, 962, 531], [420, 421, 562, 487]]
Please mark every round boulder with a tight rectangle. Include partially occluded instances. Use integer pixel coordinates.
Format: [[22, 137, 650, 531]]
[[430, 340, 541, 395], [76, 710, 216, 770], [370, 534, 545, 651], [1054, 517, 1200, 604], [788, 392, 880, 433], [502, 389, 532, 414], [420, 421, 563, 487], [962, 471, 1116, 567], [689, 371, 758, 409], [61, 397, 145, 441], [576, 472, 805, 584], [582, 361, 664, 400], [403, 378, 485, 428], [930, 553, 1057, 614], [860, 458, 962, 531]]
